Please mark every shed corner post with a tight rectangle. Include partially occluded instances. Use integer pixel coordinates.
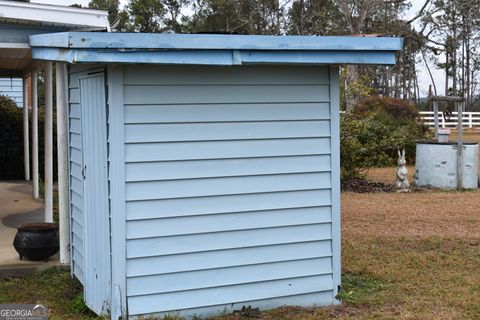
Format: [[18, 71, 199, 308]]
[[56, 62, 70, 265], [329, 66, 341, 304], [107, 65, 127, 319]]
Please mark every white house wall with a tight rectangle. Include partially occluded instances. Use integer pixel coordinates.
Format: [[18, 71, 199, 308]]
[[121, 65, 340, 317], [0, 78, 22, 107]]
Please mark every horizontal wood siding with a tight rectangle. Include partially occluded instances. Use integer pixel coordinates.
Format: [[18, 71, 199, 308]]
[[123, 65, 336, 317], [0, 78, 23, 107]]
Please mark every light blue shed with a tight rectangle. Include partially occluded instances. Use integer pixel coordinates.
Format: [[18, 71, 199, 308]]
[[29, 32, 402, 319]]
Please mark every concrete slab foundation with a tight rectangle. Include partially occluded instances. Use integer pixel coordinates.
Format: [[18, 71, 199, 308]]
[[0, 181, 59, 278]]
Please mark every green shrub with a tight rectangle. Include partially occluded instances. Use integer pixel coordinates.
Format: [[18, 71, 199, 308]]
[[341, 96, 430, 179], [353, 95, 419, 122], [0, 94, 58, 180], [0, 95, 24, 179]]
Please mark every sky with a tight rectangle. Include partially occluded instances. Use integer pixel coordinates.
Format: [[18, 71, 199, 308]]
[[32, 0, 444, 96]]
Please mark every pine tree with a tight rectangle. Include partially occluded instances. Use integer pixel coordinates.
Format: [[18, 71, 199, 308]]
[[127, 0, 165, 33]]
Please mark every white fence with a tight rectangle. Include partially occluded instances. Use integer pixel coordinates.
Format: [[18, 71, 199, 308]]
[[419, 111, 480, 129], [339, 110, 480, 128]]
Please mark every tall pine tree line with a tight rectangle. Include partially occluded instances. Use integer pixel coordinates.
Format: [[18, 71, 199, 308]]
[[83, 0, 480, 110]]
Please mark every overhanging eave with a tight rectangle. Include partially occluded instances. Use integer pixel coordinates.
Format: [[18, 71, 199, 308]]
[[30, 47, 398, 66]]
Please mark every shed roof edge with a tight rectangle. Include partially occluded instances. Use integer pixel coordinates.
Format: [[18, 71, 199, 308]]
[[29, 32, 403, 52]]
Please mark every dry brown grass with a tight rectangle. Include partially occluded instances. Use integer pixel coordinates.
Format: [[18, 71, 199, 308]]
[[364, 166, 415, 185], [342, 191, 480, 239], [450, 128, 480, 144], [341, 190, 480, 319]]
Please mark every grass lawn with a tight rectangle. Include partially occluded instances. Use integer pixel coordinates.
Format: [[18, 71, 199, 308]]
[[450, 128, 480, 144], [0, 267, 98, 320], [2, 145, 480, 318]]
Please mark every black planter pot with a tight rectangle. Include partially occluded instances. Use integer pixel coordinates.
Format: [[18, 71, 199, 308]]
[[13, 223, 59, 261]]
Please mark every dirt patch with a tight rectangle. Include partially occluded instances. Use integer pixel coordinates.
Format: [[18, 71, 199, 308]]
[[341, 179, 394, 193]]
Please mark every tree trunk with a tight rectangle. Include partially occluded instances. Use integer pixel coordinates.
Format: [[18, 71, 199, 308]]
[[465, 22, 471, 110], [345, 65, 359, 113], [445, 51, 449, 96]]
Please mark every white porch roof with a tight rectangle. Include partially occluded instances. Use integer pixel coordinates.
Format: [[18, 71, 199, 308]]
[[0, 0, 110, 32], [0, 0, 109, 76]]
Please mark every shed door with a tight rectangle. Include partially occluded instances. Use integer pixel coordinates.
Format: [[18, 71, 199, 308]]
[[79, 72, 111, 314]]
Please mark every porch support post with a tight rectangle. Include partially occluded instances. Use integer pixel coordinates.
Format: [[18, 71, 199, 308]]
[[32, 72, 39, 199], [45, 63, 53, 223], [56, 62, 70, 264], [23, 77, 30, 181]]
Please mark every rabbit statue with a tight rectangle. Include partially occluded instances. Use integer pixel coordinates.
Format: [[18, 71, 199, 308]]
[[395, 148, 410, 192]]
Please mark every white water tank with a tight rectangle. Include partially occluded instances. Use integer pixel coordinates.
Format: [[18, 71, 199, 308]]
[[415, 141, 479, 189]]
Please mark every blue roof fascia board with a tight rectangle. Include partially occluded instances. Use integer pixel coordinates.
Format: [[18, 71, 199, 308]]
[[241, 50, 396, 65], [31, 47, 236, 65], [29, 32, 69, 48], [29, 32, 403, 52], [31, 47, 398, 65]]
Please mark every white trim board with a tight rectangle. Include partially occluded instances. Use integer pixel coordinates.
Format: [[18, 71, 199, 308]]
[[0, 0, 110, 31]]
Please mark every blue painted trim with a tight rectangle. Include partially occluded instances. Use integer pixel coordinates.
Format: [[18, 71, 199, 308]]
[[241, 51, 396, 65], [29, 32, 403, 51], [329, 67, 341, 304], [32, 47, 236, 65], [66, 64, 73, 276], [107, 65, 127, 319], [31, 48, 398, 66]]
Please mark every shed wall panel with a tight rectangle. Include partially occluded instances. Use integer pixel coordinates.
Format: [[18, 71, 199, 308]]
[[133, 291, 334, 319], [124, 103, 330, 123], [122, 65, 338, 317], [126, 240, 332, 277], [123, 65, 330, 85], [126, 206, 332, 239], [128, 275, 333, 315], [126, 189, 331, 220], [125, 138, 331, 162], [125, 120, 330, 143], [124, 84, 329, 105], [127, 257, 333, 296], [126, 155, 331, 181]]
